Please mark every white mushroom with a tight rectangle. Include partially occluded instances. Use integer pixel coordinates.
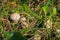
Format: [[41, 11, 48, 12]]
[[10, 13, 20, 21]]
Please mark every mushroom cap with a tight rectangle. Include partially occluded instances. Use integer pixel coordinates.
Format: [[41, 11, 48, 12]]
[[10, 13, 20, 21]]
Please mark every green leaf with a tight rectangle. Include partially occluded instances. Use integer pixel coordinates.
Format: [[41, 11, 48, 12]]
[[42, 5, 48, 14], [4, 31, 14, 40], [52, 7, 56, 15], [50, 7, 56, 17], [9, 32, 27, 40], [0, 21, 3, 26]]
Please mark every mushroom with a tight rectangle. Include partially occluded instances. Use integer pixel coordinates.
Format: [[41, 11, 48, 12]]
[[10, 13, 20, 22]]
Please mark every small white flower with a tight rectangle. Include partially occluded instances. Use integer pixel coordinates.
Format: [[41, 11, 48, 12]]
[[34, 34, 41, 40], [10, 13, 20, 21], [21, 21, 28, 28], [45, 18, 52, 28], [47, 19, 50, 23], [57, 29, 60, 33], [20, 17, 26, 22]]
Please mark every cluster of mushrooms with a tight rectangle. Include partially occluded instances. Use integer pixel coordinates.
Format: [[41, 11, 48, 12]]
[[10, 13, 28, 29]]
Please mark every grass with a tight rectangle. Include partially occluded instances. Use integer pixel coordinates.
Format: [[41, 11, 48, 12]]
[[0, 0, 60, 40]]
